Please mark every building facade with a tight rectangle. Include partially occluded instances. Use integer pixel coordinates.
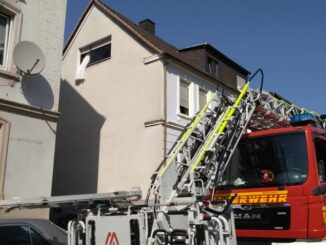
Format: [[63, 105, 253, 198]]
[[0, 0, 66, 218], [53, 0, 249, 198]]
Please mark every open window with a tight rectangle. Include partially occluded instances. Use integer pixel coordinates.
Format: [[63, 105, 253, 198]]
[[75, 36, 111, 82], [179, 79, 190, 116], [80, 36, 111, 66]]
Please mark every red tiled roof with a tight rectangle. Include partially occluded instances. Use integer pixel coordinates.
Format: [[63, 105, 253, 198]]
[[64, 0, 250, 87]]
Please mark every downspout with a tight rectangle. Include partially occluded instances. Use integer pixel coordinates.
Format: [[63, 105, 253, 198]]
[[162, 58, 171, 157], [163, 60, 168, 156]]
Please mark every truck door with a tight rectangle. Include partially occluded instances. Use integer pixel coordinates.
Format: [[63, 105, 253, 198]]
[[307, 134, 326, 239], [315, 135, 326, 184]]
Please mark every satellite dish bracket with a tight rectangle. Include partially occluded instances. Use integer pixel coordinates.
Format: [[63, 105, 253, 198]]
[[26, 58, 40, 74]]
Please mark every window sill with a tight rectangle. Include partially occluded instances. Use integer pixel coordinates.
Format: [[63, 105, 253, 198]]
[[177, 113, 192, 121], [0, 69, 20, 81]]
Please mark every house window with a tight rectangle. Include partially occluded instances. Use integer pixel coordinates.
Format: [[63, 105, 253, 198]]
[[199, 88, 208, 110], [206, 56, 219, 78], [0, 14, 10, 67], [179, 79, 190, 116], [76, 37, 111, 82], [80, 43, 111, 66], [80, 36, 112, 66]]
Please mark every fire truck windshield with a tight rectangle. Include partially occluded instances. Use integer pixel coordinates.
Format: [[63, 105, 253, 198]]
[[219, 131, 308, 189]]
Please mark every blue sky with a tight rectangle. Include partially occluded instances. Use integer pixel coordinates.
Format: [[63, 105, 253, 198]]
[[65, 0, 326, 114]]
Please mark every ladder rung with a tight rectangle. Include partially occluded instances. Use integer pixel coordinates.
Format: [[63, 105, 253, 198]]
[[172, 160, 189, 167], [189, 135, 204, 142]]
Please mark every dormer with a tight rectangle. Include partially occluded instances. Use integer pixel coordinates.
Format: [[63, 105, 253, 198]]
[[178, 43, 250, 90]]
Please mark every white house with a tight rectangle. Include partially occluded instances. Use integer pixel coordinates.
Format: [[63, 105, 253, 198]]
[[0, 0, 66, 218], [53, 0, 249, 199]]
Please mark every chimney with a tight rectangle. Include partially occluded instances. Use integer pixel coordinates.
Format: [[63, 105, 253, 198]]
[[139, 19, 155, 35]]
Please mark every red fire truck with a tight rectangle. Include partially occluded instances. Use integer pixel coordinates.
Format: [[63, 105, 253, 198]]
[[0, 69, 324, 244], [216, 118, 326, 244]]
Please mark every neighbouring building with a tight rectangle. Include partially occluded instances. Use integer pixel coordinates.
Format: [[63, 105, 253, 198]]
[[52, 0, 249, 198], [0, 0, 67, 218]]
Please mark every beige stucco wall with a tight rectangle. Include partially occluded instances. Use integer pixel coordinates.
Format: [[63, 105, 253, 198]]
[[0, 0, 66, 195], [53, 5, 164, 197], [0, 0, 66, 219]]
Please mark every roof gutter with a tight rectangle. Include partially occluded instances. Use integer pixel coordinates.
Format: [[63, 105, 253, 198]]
[[143, 54, 163, 65]]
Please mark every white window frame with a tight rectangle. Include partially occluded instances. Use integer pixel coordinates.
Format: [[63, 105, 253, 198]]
[[0, 13, 10, 68], [177, 76, 194, 118], [79, 35, 112, 66], [0, 2, 22, 78], [198, 87, 208, 112], [75, 36, 111, 83]]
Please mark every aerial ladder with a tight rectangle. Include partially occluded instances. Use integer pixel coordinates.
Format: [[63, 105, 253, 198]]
[[148, 69, 325, 206], [0, 70, 325, 245], [149, 70, 319, 199], [146, 69, 325, 243]]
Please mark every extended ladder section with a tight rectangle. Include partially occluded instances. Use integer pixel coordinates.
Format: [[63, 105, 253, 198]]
[[269, 92, 326, 130], [151, 82, 325, 206], [0, 190, 141, 212], [151, 83, 258, 205], [250, 91, 326, 131]]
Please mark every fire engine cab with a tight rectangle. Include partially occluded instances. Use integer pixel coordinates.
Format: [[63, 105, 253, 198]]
[[216, 115, 326, 244]]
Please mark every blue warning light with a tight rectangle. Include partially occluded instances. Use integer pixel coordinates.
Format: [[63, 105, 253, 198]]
[[290, 113, 318, 126]]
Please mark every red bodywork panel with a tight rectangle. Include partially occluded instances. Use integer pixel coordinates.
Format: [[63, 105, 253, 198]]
[[214, 126, 326, 241]]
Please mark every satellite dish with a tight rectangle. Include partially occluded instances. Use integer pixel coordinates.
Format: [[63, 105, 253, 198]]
[[13, 41, 45, 75]]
